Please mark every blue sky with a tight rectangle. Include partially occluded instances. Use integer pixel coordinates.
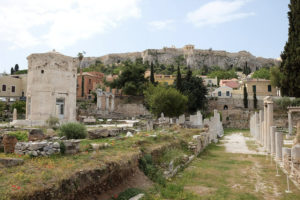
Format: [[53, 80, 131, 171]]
[[0, 0, 289, 72]]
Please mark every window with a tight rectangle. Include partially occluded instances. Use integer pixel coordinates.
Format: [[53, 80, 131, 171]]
[[2, 85, 6, 91], [22, 91, 24, 97], [208, 80, 212, 83], [89, 79, 91, 84], [89, 89, 91, 94], [41, 70, 44, 74], [11, 86, 15, 93], [226, 91, 230, 96], [218, 91, 222, 96], [252, 85, 256, 93], [268, 85, 272, 92]]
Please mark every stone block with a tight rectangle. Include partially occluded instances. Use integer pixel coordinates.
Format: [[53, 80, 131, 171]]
[[292, 144, 300, 163], [88, 129, 109, 139], [28, 129, 44, 141], [3, 135, 18, 153], [0, 158, 24, 167]]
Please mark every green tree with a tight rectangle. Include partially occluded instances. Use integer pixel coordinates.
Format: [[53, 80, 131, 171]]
[[280, 0, 300, 97], [11, 101, 26, 114], [10, 67, 14, 75], [180, 70, 208, 113], [270, 66, 283, 88], [243, 85, 248, 109], [150, 62, 155, 84], [175, 65, 182, 90], [252, 67, 271, 79], [253, 90, 257, 109], [14, 64, 19, 72], [144, 84, 188, 117], [208, 69, 237, 84], [243, 61, 251, 76], [109, 60, 147, 96]]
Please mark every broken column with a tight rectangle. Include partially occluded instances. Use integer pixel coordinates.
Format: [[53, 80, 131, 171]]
[[270, 126, 276, 156], [259, 110, 263, 145], [263, 101, 268, 149], [110, 96, 115, 112], [288, 111, 292, 136], [3, 135, 18, 153], [13, 108, 17, 121], [275, 132, 283, 160]]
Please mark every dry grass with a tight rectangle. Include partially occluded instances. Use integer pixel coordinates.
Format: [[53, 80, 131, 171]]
[[0, 128, 201, 199]]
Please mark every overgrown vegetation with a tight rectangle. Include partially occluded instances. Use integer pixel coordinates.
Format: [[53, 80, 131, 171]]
[[252, 67, 270, 79], [59, 123, 87, 139], [46, 116, 60, 129], [7, 131, 28, 142], [139, 154, 166, 186], [207, 68, 237, 84], [109, 60, 147, 96], [11, 101, 26, 114], [274, 97, 300, 110]]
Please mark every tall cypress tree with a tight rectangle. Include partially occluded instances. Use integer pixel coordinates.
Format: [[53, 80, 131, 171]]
[[280, 0, 300, 97], [176, 65, 182, 90], [253, 90, 257, 109], [243, 84, 248, 109], [150, 62, 155, 84]]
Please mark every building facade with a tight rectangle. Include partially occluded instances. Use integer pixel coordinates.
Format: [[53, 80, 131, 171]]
[[77, 71, 104, 100], [0, 74, 27, 101], [212, 86, 233, 98], [232, 79, 277, 98], [26, 51, 77, 123]]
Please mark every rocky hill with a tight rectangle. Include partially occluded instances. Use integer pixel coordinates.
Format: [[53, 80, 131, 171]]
[[80, 45, 280, 71]]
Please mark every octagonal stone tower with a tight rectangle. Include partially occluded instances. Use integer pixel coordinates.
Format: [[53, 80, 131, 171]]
[[26, 51, 77, 124]]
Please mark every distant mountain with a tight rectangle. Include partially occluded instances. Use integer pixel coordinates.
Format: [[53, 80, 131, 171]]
[[80, 45, 280, 71]]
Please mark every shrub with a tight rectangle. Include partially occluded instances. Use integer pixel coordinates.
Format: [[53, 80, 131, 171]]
[[59, 141, 66, 154], [8, 131, 28, 141], [139, 154, 166, 186], [46, 116, 59, 129], [59, 123, 87, 139]]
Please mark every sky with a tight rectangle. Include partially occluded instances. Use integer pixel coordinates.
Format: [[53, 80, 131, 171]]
[[0, 0, 290, 72]]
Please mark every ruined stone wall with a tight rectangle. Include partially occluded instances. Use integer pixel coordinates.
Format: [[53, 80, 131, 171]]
[[81, 47, 280, 70]]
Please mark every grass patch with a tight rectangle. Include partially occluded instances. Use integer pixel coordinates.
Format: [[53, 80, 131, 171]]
[[145, 129, 300, 200]]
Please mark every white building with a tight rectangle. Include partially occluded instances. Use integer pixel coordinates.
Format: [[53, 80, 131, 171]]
[[212, 86, 233, 98]]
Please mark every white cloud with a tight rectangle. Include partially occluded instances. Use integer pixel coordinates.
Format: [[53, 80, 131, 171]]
[[187, 0, 254, 27], [0, 0, 141, 49], [148, 19, 174, 31]]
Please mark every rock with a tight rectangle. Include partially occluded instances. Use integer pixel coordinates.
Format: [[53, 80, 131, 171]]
[[30, 151, 38, 157], [60, 136, 67, 140], [3, 134, 18, 153], [46, 129, 56, 137], [0, 158, 24, 167], [126, 132, 133, 137], [28, 129, 44, 141], [63, 140, 81, 154], [91, 143, 100, 151], [88, 129, 109, 139], [53, 142, 60, 148], [129, 194, 144, 200]]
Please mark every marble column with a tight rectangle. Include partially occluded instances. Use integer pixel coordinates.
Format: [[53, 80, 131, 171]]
[[259, 110, 263, 144], [110, 96, 115, 112], [13, 108, 17, 121], [270, 126, 276, 156], [264, 103, 268, 149], [97, 95, 102, 109], [288, 111, 292, 135], [275, 132, 283, 161], [267, 101, 273, 153], [105, 96, 109, 111]]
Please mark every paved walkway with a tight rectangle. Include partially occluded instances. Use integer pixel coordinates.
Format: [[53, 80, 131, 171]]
[[222, 132, 266, 155]]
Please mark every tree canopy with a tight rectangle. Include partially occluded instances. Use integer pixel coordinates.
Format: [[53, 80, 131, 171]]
[[180, 70, 208, 113], [252, 67, 270, 80], [144, 84, 188, 117], [207, 69, 237, 84], [280, 0, 300, 97], [109, 60, 147, 96]]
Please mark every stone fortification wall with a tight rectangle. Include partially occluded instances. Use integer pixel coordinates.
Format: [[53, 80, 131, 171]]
[[80, 47, 280, 70]]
